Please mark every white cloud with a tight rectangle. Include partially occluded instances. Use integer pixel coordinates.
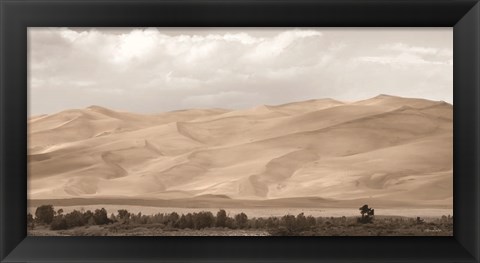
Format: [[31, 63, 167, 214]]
[[381, 43, 452, 57], [71, 80, 97, 87], [381, 43, 438, 55], [246, 29, 323, 62], [112, 28, 160, 63], [208, 32, 263, 45], [59, 28, 88, 42], [28, 27, 453, 115], [357, 53, 451, 66], [356, 42, 453, 68]]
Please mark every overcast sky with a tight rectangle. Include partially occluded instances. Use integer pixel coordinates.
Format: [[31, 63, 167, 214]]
[[28, 27, 452, 115]]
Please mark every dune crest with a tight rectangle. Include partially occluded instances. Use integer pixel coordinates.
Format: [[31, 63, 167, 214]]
[[28, 95, 452, 208]]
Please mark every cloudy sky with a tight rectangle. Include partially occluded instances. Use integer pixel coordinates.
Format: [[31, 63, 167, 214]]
[[28, 27, 452, 115]]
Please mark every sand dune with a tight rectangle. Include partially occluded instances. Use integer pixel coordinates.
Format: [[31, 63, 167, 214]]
[[28, 95, 452, 209]]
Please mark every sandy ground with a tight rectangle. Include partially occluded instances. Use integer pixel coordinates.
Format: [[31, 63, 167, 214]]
[[28, 95, 452, 209]]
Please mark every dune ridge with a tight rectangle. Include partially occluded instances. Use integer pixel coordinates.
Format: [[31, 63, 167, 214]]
[[28, 95, 452, 208]]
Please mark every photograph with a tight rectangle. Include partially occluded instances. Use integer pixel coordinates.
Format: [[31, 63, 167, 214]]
[[27, 27, 453, 236]]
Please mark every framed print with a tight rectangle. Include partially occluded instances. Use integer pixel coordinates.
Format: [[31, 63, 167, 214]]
[[1, 0, 479, 262], [26, 27, 454, 238]]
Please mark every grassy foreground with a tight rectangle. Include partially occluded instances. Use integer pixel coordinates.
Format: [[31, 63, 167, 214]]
[[28, 204, 453, 236]]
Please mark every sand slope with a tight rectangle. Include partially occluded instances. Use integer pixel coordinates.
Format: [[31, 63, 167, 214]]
[[28, 95, 452, 208]]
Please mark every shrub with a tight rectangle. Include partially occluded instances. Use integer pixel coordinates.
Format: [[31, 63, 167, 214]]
[[167, 212, 180, 225], [176, 215, 187, 229], [358, 204, 374, 224], [65, 210, 86, 228], [83, 210, 94, 224], [184, 213, 195, 229], [251, 217, 267, 229], [117, 209, 131, 223], [27, 213, 35, 229], [216, 209, 227, 227], [110, 213, 117, 223], [93, 208, 109, 225], [194, 211, 215, 229], [50, 215, 68, 230], [296, 213, 309, 231], [306, 216, 317, 228], [225, 217, 236, 229], [234, 213, 248, 229], [281, 215, 296, 231], [35, 205, 55, 224], [266, 217, 279, 229]]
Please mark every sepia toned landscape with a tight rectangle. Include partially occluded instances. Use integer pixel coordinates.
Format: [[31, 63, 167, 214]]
[[28, 27, 453, 236], [28, 95, 453, 236]]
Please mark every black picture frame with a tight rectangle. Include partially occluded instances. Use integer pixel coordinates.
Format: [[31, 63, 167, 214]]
[[1, 0, 479, 262]]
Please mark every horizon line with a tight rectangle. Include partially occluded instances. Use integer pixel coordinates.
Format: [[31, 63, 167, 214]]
[[28, 93, 453, 118]]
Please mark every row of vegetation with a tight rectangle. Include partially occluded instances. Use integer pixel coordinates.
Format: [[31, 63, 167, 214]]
[[28, 205, 453, 236]]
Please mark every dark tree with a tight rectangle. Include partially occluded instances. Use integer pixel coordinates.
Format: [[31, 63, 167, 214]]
[[167, 212, 180, 226], [27, 213, 35, 229], [266, 217, 279, 229], [194, 211, 215, 229], [65, 210, 86, 228], [416, 217, 425, 224], [358, 204, 374, 223], [184, 213, 195, 229], [176, 215, 188, 229], [234, 212, 249, 229], [306, 215, 317, 228], [93, 208, 109, 225], [296, 213, 309, 231], [216, 209, 227, 227], [50, 215, 68, 230], [251, 217, 267, 229], [281, 215, 297, 233], [110, 213, 117, 223], [83, 210, 94, 225], [35, 205, 55, 224], [117, 209, 131, 223]]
